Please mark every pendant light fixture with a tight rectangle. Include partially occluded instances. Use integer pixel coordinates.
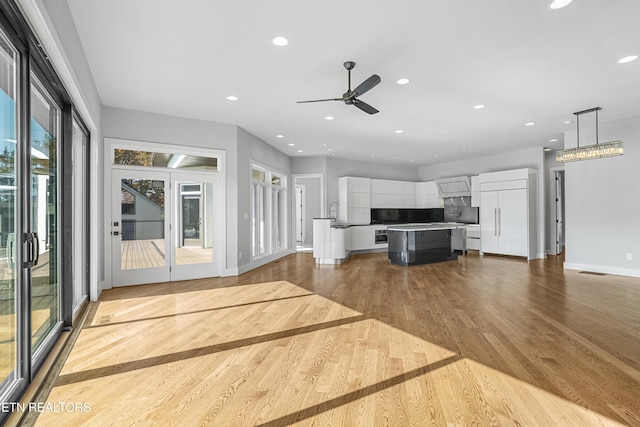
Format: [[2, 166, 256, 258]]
[[556, 107, 624, 162]]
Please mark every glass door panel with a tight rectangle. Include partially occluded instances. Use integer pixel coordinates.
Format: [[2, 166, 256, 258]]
[[112, 169, 171, 286], [171, 173, 219, 280], [29, 75, 60, 354], [0, 29, 19, 389]]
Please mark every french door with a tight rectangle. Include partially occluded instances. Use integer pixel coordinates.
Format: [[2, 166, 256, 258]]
[[111, 169, 219, 286]]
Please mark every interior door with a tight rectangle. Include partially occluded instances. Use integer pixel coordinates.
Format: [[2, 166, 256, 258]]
[[171, 173, 220, 280], [479, 191, 498, 253], [498, 189, 528, 257], [112, 169, 171, 286]]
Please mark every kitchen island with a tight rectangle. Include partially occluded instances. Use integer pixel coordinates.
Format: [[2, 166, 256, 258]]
[[387, 224, 466, 266]]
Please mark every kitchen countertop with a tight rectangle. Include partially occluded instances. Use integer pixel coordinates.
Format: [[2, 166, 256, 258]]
[[387, 224, 467, 232]]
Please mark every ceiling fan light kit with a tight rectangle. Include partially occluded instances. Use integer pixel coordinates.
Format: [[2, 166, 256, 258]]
[[297, 61, 381, 114], [556, 107, 624, 162]]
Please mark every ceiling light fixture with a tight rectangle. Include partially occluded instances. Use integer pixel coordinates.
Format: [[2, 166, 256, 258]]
[[556, 106, 624, 162], [272, 36, 289, 46], [276, 134, 284, 138], [297, 150, 303, 153], [564, 120, 573, 124], [395, 130, 403, 134], [549, 0, 574, 10], [525, 122, 535, 126], [618, 55, 638, 64], [549, 138, 558, 142], [288, 143, 295, 146], [396, 78, 409, 85], [473, 104, 485, 110], [325, 116, 334, 120], [544, 148, 552, 152], [226, 95, 238, 101]]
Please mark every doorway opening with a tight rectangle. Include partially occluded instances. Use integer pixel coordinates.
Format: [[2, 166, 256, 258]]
[[293, 174, 324, 252]]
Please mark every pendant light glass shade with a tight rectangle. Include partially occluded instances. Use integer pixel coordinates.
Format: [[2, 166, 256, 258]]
[[556, 107, 624, 163]]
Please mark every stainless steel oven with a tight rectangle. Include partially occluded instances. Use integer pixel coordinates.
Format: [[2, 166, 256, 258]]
[[375, 229, 388, 244]]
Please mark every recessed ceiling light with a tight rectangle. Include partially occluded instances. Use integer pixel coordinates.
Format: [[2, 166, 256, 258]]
[[549, 0, 573, 10], [288, 143, 295, 146], [325, 116, 334, 120], [272, 36, 288, 46], [226, 95, 238, 101], [328, 148, 332, 152], [396, 78, 410, 85], [473, 104, 485, 110], [462, 149, 467, 152], [331, 153, 336, 156], [434, 154, 438, 158], [564, 120, 573, 124], [395, 130, 403, 134], [618, 55, 638, 64], [411, 160, 414, 163], [371, 154, 376, 157], [276, 134, 284, 138], [549, 138, 558, 142], [392, 157, 396, 160], [525, 122, 536, 126], [297, 150, 303, 153], [544, 148, 552, 152]]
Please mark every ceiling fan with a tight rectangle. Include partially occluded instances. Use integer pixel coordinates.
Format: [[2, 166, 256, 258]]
[[297, 61, 381, 114]]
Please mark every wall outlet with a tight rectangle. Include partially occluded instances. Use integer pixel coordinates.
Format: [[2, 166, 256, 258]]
[[243, 212, 249, 220], [239, 251, 243, 259], [626, 253, 633, 261]]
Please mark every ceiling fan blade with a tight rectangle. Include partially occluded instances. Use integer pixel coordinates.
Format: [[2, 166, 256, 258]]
[[350, 74, 381, 98], [353, 99, 379, 115], [296, 98, 342, 103]]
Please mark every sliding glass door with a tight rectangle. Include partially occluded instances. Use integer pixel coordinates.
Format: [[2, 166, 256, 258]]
[[0, 25, 20, 395], [29, 75, 60, 356]]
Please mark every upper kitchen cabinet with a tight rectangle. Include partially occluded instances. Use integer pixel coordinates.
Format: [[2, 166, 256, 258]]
[[479, 168, 537, 260], [371, 179, 415, 208], [415, 181, 443, 208], [471, 176, 480, 207], [338, 177, 371, 224]]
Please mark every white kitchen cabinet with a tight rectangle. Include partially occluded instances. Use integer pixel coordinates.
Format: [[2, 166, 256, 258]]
[[479, 168, 537, 260], [338, 177, 371, 224], [371, 179, 414, 208], [348, 224, 388, 250], [471, 176, 480, 207], [313, 218, 348, 263], [414, 181, 442, 208]]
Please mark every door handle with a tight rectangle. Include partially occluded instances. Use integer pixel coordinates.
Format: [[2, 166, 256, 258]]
[[6, 233, 15, 269], [32, 232, 39, 267], [498, 208, 501, 236], [494, 208, 497, 236], [22, 232, 39, 268]]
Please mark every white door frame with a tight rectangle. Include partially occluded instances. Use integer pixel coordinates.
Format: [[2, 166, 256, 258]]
[[549, 166, 565, 256], [104, 138, 226, 289]]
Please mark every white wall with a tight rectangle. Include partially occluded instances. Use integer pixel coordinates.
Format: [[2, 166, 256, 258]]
[[418, 147, 546, 259], [563, 115, 640, 277]]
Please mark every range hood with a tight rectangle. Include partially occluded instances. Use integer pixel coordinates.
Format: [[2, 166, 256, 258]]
[[435, 176, 471, 198]]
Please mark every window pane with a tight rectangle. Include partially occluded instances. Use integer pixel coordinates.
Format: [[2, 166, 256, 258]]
[[0, 28, 19, 386], [30, 75, 60, 353], [252, 168, 265, 182], [271, 175, 281, 186], [114, 149, 218, 171]]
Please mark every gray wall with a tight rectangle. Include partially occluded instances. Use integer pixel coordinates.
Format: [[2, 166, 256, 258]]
[[564, 115, 640, 276], [102, 107, 239, 271], [237, 126, 291, 267], [418, 147, 546, 258]]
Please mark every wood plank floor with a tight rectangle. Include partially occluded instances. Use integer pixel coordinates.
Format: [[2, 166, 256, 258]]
[[26, 252, 640, 426]]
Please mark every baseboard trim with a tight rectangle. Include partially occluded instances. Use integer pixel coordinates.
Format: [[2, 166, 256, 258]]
[[564, 262, 640, 278]]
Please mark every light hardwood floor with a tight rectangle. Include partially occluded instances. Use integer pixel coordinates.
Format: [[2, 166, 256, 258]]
[[25, 252, 640, 426]]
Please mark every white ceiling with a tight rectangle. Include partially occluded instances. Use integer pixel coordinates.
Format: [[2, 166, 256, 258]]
[[66, 0, 640, 166]]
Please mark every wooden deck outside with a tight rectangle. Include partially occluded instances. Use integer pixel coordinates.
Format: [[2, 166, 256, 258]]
[[22, 252, 640, 426], [120, 240, 212, 270]]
